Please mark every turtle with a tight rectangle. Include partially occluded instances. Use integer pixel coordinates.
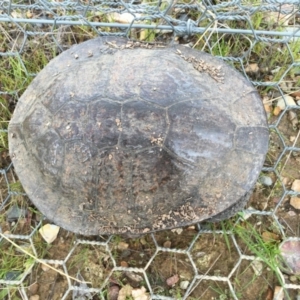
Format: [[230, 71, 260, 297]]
[[8, 37, 269, 236]]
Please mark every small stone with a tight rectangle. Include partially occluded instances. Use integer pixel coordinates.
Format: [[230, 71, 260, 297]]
[[118, 284, 133, 300], [264, 104, 271, 113], [289, 275, 297, 282], [108, 285, 119, 300], [120, 261, 128, 267], [262, 231, 280, 242], [180, 280, 189, 290], [6, 205, 26, 222], [163, 240, 172, 248], [250, 259, 263, 276], [245, 63, 259, 73], [39, 224, 60, 244], [291, 179, 300, 192], [166, 274, 179, 286], [273, 106, 282, 116], [273, 286, 284, 300], [117, 241, 129, 251], [131, 286, 149, 300], [29, 296, 39, 300], [125, 272, 143, 283], [28, 283, 39, 295], [288, 210, 297, 217], [281, 177, 290, 186], [290, 196, 300, 209], [41, 264, 50, 272], [5, 271, 22, 280], [139, 237, 147, 245], [26, 10, 33, 18], [171, 228, 183, 235], [260, 176, 273, 186], [279, 239, 300, 275], [277, 95, 296, 110], [187, 225, 196, 230]]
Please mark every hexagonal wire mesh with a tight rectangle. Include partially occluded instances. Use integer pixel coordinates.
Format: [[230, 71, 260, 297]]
[[0, 0, 300, 299]]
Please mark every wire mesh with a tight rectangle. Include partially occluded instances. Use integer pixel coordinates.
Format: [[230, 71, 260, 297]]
[[1, 0, 300, 299]]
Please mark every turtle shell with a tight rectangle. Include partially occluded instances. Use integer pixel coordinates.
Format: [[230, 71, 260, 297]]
[[8, 37, 269, 235]]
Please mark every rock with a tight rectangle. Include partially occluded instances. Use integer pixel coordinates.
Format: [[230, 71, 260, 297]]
[[289, 275, 297, 282], [187, 225, 196, 230], [273, 286, 284, 300], [131, 286, 150, 300], [108, 285, 119, 300], [29, 296, 39, 300], [39, 224, 60, 244], [277, 95, 296, 110], [5, 271, 22, 280], [6, 205, 26, 222], [291, 179, 300, 192], [41, 264, 50, 272], [279, 238, 300, 275], [171, 228, 183, 235], [288, 210, 296, 217], [288, 111, 298, 129], [262, 231, 280, 242], [117, 241, 129, 251], [28, 283, 39, 295], [120, 261, 128, 268], [245, 63, 259, 73], [250, 259, 263, 276], [260, 175, 273, 186], [125, 272, 143, 283], [118, 284, 132, 300], [163, 240, 172, 248], [290, 196, 300, 209], [273, 106, 282, 116], [166, 274, 179, 286], [180, 280, 189, 290]]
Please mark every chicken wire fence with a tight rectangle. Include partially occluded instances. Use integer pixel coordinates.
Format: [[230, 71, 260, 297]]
[[1, 0, 300, 299]]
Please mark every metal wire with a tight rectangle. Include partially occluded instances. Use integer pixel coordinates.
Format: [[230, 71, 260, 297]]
[[1, 0, 300, 299]]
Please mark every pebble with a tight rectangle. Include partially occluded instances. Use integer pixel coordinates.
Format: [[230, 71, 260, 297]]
[[288, 210, 297, 217], [291, 180, 300, 192], [250, 259, 263, 276], [28, 283, 39, 295], [163, 240, 172, 248], [273, 286, 284, 300], [5, 271, 22, 280], [277, 95, 296, 110], [166, 274, 179, 286], [41, 264, 50, 272], [6, 205, 26, 222], [262, 231, 280, 242], [180, 280, 190, 290], [29, 296, 39, 300], [171, 228, 183, 235], [125, 272, 143, 283], [39, 224, 60, 244], [279, 239, 300, 274], [120, 261, 128, 268], [289, 275, 297, 282], [290, 196, 300, 209], [260, 175, 273, 186], [117, 241, 129, 251]]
